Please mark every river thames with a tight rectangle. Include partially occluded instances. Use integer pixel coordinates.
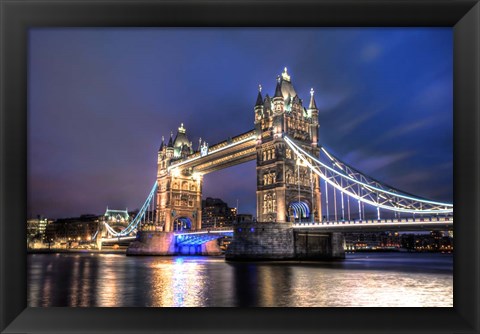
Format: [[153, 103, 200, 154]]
[[27, 252, 453, 307]]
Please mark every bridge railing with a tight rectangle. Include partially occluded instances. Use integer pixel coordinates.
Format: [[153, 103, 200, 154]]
[[174, 227, 234, 235], [293, 216, 453, 227]]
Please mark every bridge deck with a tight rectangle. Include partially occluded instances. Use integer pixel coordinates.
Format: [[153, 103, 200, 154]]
[[293, 218, 453, 232], [101, 218, 452, 243]]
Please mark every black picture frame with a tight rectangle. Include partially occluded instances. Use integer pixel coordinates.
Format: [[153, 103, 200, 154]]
[[1, 0, 479, 333]]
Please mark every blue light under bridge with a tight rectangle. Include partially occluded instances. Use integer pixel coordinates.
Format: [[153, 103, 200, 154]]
[[289, 201, 311, 219], [174, 230, 233, 246]]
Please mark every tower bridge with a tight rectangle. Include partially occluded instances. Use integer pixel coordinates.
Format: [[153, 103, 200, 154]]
[[98, 68, 453, 259]]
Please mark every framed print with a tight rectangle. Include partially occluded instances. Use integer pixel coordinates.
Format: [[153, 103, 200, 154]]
[[1, 0, 479, 333]]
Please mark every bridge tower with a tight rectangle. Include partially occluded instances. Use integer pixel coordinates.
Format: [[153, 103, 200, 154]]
[[255, 68, 322, 223], [156, 124, 203, 232]]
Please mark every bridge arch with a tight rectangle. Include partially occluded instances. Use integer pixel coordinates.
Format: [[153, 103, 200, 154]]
[[173, 216, 193, 232], [288, 200, 312, 222]]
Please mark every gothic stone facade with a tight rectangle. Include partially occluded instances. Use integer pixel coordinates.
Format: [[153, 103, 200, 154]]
[[254, 68, 322, 223], [156, 124, 203, 232]]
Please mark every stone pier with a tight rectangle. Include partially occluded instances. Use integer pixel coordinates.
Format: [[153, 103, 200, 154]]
[[225, 222, 345, 261], [126, 231, 222, 256], [126, 231, 176, 256]]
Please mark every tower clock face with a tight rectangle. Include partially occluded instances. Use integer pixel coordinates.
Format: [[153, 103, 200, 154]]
[[273, 105, 283, 115]]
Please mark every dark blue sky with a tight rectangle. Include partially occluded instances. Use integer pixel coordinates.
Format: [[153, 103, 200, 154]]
[[28, 28, 452, 219]]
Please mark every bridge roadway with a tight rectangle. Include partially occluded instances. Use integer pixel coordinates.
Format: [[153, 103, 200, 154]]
[[101, 217, 452, 243], [173, 217, 453, 235], [292, 217, 453, 232], [101, 236, 136, 244]]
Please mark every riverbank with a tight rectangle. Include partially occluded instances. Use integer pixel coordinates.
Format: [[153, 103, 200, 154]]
[[346, 249, 453, 254], [28, 248, 453, 255], [27, 248, 126, 254]]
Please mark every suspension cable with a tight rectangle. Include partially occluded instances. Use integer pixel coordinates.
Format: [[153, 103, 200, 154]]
[[284, 136, 452, 209], [284, 136, 452, 214]]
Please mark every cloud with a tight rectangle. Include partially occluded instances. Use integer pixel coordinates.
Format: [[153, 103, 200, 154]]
[[370, 116, 436, 146], [390, 170, 452, 201], [414, 77, 452, 109], [391, 170, 435, 186], [361, 44, 382, 62], [316, 91, 351, 113], [337, 109, 376, 133], [343, 149, 414, 175], [337, 101, 389, 133]]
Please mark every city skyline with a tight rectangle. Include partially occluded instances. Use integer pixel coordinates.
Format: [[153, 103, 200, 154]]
[[28, 28, 452, 219]]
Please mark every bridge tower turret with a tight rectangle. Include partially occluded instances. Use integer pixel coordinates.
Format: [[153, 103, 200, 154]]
[[308, 88, 319, 147], [166, 132, 174, 158], [255, 68, 322, 223], [307, 88, 322, 220], [156, 124, 203, 233]]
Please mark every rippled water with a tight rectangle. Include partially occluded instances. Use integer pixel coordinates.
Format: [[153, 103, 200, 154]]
[[28, 252, 453, 307]]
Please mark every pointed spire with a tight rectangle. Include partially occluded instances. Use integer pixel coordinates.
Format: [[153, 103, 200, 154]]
[[309, 88, 318, 110], [178, 123, 186, 134], [264, 94, 271, 110], [274, 76, 283, 98], [281, 67, 291, 82], [159, 135, 165, 150], [167, 131, 174, 147], [255, 84, 263, 106]]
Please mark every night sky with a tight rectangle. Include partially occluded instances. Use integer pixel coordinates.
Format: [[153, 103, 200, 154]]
[[28, 28, 452, 219]]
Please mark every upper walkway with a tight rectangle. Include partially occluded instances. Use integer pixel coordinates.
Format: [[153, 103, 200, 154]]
[[168, 129, 256, 174]]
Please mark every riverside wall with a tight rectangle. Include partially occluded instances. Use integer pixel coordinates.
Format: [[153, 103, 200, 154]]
[[225, 222, 345, 260]]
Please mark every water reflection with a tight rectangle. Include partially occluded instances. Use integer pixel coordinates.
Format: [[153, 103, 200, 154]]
[[97, 255, 122, 307], [28, 253, 453, 307], [150, 257, 207, 306]]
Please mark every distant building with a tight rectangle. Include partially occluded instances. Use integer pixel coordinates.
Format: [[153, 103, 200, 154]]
[[99, 207, 138, 237], [26, 216, 52, 245], [44, 214, 100, 245], [103, 208, 131, 229], [201, 197, 237, 228], [344, 231, 453, 252]]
